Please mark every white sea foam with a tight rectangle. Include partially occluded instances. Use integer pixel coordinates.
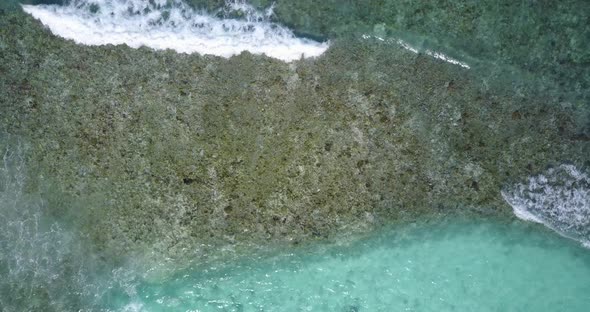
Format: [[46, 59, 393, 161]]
[[122, 301, 145, 312], [22, 0, 329, 62], [502, 164, 590, 247], [361, 34, 471, 69], [0, 140, 80, 309], [0, 137, 143, 310]]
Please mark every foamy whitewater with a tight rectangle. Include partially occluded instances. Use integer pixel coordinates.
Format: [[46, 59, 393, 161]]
[[22, 0, 329, 62], [502, 164, 590, 247]]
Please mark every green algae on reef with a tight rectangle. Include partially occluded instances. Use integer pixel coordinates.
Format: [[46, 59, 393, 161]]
[[187, 0, 590, 104], [0, 9, 588, 264]]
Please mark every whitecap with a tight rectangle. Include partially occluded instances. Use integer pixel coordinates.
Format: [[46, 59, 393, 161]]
[[22, 0, 329, 62], [502, 164, 590, 247]]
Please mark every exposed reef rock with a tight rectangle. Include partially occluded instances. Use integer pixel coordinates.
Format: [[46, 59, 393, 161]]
[[0, 11, 588, 261], [189, 0, 590, 103]]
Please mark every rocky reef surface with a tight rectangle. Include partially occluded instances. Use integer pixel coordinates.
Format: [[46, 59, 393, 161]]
[[182, 0, 590, 103], [1, 6, 588, 266]]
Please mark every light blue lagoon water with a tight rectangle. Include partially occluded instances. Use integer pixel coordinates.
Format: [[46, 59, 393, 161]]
[[2, 1, 590, 311], [105, 219, 590, 312]]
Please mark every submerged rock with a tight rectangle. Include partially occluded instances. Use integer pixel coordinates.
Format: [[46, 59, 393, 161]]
[[0, 10, 588, 263], [262, 0, 590, 103]]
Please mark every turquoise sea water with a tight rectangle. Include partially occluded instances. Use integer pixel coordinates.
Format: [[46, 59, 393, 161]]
[[103, 219, 590, 312], [1, 0, 590, 311]]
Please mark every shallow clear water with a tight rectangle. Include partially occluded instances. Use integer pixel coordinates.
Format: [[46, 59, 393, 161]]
[[1, 0, 589, 311], [104, 219, 590, 312]]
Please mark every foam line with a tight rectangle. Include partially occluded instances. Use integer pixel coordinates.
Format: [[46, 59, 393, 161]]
[[360, 34, 470, 69], [22, 0, 329, 62], [502, 164, 590, 247]]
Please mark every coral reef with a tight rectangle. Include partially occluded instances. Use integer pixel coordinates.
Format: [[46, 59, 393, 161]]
[[189, 0, 590, 103], [1, 9, 588, 263]]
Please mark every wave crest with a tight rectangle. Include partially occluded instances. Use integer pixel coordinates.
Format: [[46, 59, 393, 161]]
[[502, 164, 590, 247], [22, 0, 329, 61]]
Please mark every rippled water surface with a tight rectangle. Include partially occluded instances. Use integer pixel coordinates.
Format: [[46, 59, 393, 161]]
[[1, 0, 589, 311], [104, 219, 590, 311]]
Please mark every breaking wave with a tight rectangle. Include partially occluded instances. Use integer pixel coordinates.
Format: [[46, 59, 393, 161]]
[[22, 0, 329, 62], [502, 164, 590, 247]]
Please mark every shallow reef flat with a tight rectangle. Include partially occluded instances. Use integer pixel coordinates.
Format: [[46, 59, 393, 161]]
[[0, 10, 588, 265], [185, 0, 590, 103]]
